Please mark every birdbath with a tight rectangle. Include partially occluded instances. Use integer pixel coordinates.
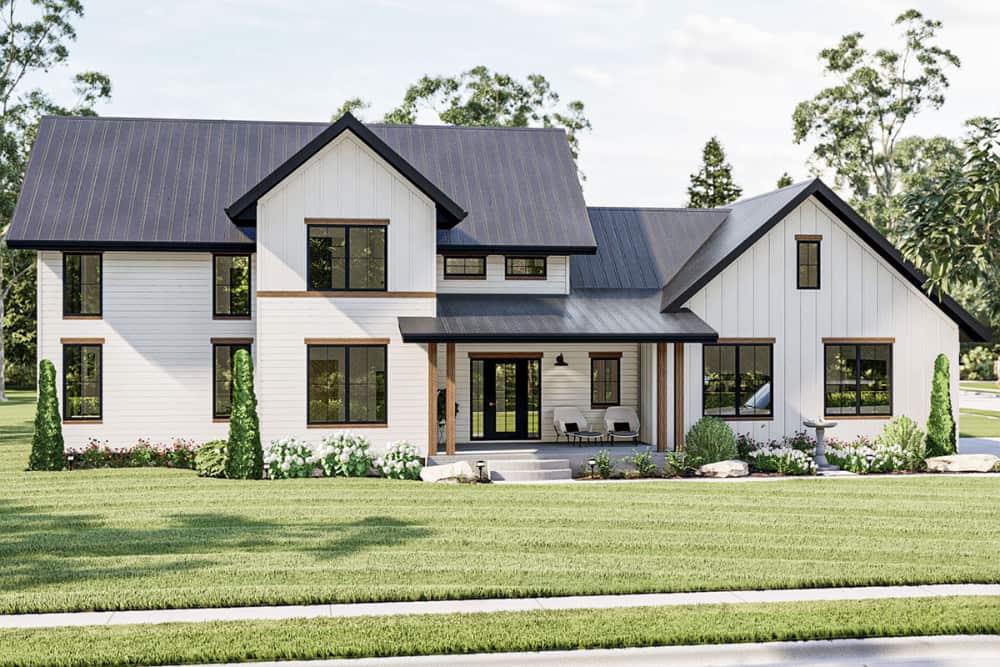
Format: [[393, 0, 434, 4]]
[[803, 418, 839, 471]]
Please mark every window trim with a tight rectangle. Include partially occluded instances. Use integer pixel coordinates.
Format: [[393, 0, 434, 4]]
[[211, 340, 253, 421], [212, 254, 252, 319], [62, 342, 103, 422], [306, 342, 389, 426], [701, 342, 775, 420], [589, 353, 622, 409], [504, 256, 547, 280], [443, 255, 487, 280], [62, 252, 103, 318], [306, 223, 388, 292], [796, 238, 821, 290], [823, 341, 893, 419]]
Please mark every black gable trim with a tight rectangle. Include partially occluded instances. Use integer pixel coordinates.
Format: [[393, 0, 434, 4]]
[[225, 112, 468, 228]]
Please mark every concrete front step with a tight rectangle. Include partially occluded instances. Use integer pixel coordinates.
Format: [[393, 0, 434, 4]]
[[487, 458, 574, 482], [483, 458, 570, 471]]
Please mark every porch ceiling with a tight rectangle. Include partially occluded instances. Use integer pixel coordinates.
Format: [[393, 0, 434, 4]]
[[398, 289, 718, 343]]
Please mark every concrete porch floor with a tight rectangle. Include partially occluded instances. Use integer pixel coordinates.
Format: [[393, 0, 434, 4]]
[[427, 441, 665, 478]]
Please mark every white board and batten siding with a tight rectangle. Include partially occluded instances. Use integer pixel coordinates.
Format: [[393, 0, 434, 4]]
[[37, 251, 256, 449], [254, 130, 437, 453], [436, 255, 570, 294], [681, 196, 959, 442]]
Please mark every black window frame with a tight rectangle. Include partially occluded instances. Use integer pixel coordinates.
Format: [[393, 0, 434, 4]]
[[504, 256, 547, 280], [823, 342, 893, 417], [62, 343, 103, 420], [443, 255, 487, 279], [62, 252, 102, 317], [702, 342, 774, 419], [212, 254, 252, 319], [590, 355, 621, 408], [306, 343, 388, 425], [796, 239, 821, 290], [212, 342, 252, 420], [306, 224, 388, 292]]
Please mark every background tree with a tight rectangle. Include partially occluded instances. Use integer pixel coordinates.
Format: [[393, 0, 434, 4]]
[[225, 349, 262, 479], [1, 0, 112, 399], [28, 358, 62, 470], [776, 172, 794, 188], [926, 353, 956, 457], [687, 136, 742, 208], [331, 97, 370, 122], [793, 9, 960, 237]]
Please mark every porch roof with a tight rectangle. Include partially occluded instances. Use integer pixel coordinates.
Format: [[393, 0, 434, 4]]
[[398, 289, 718, 343]]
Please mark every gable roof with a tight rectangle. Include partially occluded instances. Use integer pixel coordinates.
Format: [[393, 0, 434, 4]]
[[572, 206, 728, 289], [7, 115, 596, 253], [659, 178, 990, 342]]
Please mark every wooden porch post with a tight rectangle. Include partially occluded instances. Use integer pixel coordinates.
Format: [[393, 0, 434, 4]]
[[427, 343, 438, 457], [656, 342, 667, 452], [445, 342, 456, 455], [673, 343, 685, 451]]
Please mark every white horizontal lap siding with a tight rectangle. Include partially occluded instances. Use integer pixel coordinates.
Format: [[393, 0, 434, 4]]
[[436, 343, 640, 443], [683, 196, 959, 442], [436, 255, 570, 294], [37, 251, 256, 449]]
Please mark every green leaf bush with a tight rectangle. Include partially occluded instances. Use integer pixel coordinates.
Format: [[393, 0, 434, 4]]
[[926, 354, 956, 457], [875, 416, 926, 469], [28, 359, 64, 471], [225, 349, 263, 479], [317, 433, 373, 477], [684, 417, 737, 468], [960, 345, 996, 381], [626, 447, 659, 478], [195, 440, 228, 478]]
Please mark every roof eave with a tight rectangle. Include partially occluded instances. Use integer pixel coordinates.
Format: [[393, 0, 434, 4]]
[[437, 243, 598, 256]]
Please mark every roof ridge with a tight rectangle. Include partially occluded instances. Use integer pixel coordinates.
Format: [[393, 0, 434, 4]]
[[587, 205, 730, 213], [729, 178, 817, 206]]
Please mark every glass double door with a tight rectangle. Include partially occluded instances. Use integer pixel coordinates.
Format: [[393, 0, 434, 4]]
[[472, 358, 541, 440]]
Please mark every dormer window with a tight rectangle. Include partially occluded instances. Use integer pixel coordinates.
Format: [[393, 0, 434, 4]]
[[505, 256, 546, 280], [796, 235, 820, 290], [307, 222, 387, 291], [443, 256, 486, 279]]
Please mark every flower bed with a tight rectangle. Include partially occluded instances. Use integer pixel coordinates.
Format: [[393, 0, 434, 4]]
[[826, 437, 915, 474], [65, 438, 199, 470], [739, 432, 817, 475], [262, 434, 419, 480], [374, 440, 423, 480]]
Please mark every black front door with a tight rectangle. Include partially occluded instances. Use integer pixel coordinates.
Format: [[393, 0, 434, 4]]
[[478, 358, 541, 440]]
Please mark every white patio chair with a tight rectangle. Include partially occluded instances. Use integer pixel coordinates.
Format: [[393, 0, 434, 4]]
[[603, 406, 640, 445], [552, 407, 605, 446]]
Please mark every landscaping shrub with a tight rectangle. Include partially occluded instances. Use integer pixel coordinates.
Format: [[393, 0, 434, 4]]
[[195, 440, 228, 478], [746, 443, 816, 475], [735, 433, 757, 460], [225, 349, 263, 479], [684, 417, 737, 467], [28, 359, 64, 471], [594, 449, 616, 479], [960, 345, 996, 380], [264, 438, 316, 479], [374, 440, 423, 480], [317, 433, 373, 477], [626, 447, 658, 477], [926, 353, 956, 457], [65, 438, 199, 470], [826, 437, 912, 474], [876, 416, 926, 469]]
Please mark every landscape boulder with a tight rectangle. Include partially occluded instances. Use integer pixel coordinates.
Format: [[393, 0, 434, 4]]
[[420, 461, 476, 483], [925, 454, 999, 473], [697, 459, 750, 478]]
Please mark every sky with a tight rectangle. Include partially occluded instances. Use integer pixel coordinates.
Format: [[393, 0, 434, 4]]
[[39, 0, 1000, 207]]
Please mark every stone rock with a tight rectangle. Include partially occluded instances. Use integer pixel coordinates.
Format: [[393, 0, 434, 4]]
[[925, 454, 999, 473], [420, 461, 476, 483], [697, 459, 750, 478]]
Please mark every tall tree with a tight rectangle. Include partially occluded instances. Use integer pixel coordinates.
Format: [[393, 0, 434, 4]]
[[687, 136, 742, 208], [776, 172, 794, 188], [793, 9, 960, 237], [331, 97, 370, 122], [0, 0, 111, 399]]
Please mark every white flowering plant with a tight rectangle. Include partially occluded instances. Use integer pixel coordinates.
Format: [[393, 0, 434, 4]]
[[746, 442, 816, 475], [374, 440, 423, 480], [318, 433, 373, 477], [264, 438, 316, 479], [826, 436, 913, 474]]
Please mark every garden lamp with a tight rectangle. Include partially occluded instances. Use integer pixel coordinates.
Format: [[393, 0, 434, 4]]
[[587, 457, 597, 478], [475, 460, 486, 482]]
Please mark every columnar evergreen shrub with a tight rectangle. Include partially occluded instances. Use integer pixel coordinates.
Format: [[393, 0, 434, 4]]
[[225, 349, 263, 479], [684, 417, 737, 467], [28, 359, 64, 471], [926, 354, 956, 457]]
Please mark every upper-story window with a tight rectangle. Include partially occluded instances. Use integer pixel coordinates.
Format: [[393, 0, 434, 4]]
[[63, 253, 102, 317], [443, 256, 486, 279], [213, 255, 251, 318], [308, 224, 387, 291], [505, 256, 546, 280], [796, 236, 821, 290]]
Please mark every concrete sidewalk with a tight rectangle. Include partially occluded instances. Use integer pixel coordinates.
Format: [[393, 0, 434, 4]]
[[4, 583, 1000, 629]]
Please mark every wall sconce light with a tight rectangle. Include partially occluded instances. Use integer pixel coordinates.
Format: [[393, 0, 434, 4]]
[[554, 353, 568, 367]]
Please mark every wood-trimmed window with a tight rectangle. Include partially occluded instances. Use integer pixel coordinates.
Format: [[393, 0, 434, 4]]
[[796, 238, 820, 289], [505, 256, 546, 279], [443, 256, 486, 279], [590, 353, 621, 408], [213, 341, 251, 419], [63, 253, 102, 317], [213, 255, 251, 318], [307, 343, 387, 425], [63, 343, 102, 420], [824, 342, 892, 417], [702, 342, 773, 419], [307, 224, 387, 291]]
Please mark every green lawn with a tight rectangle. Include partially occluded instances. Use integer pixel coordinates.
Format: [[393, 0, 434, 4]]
[[960, 407, 1000, 438], [3, 596, 1000, 667], [3, 390, 1000, 616], [961, 380, 1000, 393]]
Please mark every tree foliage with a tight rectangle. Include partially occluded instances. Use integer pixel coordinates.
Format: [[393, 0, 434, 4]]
[[28, 358, 63, 470], [225, 349, 262, 479], [776, 172, 794, 188], [1, 0, 111, 397], [687, 136, 741, 208], [926, 353, 956, 457], [331, 97, 370, 122], [793, 9, 960, 236]]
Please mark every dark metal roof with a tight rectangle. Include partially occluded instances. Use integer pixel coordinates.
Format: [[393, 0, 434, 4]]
[[572, 207, 729, 289], [658, 178, 990, 342], [7, 115, 596, 253], [398, 289, 718, 343]]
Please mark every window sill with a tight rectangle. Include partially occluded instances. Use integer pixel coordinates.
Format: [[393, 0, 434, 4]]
[[824, 414, 892, 420], [63, 315, 102, 320], [505, 275, 547, 280], [213, 315, 252, 320], [63, 419, 102, 425], [591, 403, 620, 410], [213, 418, 231, 423], [443, 275, 487, 280], [307, 423, 388, 429], [705, 415, 775, 422]]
